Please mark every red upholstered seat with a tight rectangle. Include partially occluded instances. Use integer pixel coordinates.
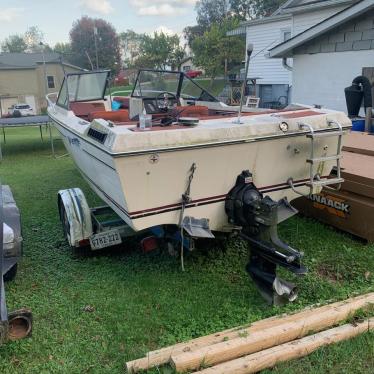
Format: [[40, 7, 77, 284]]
[[88, 110, 130, 122], [70, 102, 105, 119], [176, 105, 209, 117]]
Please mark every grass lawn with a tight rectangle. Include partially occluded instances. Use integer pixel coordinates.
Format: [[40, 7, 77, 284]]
[[0, 127, 373, 373]]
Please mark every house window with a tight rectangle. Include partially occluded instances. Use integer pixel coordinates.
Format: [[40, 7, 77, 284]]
[[183, 65, 191, 72], [47, 76, 55, 89], [281, 29, 292, 42]]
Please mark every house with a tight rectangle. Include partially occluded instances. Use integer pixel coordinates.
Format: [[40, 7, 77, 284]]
[[0, 52, 83, 116], [269, 0, 374, 112], [179, 57, 205, 74], [228, 0, 358, 106]]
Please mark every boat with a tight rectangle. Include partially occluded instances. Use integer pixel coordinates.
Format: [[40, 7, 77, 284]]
[[47, 68, 351, 304]]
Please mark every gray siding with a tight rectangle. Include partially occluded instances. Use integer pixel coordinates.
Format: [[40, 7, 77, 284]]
[[292, 5, 350, 35], [294, 9, 374, 54]]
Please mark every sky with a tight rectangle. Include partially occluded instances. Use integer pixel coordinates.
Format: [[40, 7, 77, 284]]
[[0, 0, 198, 46]]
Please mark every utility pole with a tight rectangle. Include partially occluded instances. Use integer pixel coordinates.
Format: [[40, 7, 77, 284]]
[[94, 25, 99, 69], [39, 42, 48, 110]]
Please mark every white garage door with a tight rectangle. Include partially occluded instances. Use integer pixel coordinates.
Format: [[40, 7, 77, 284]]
[[0, 97, 18, 117], [25, 95, 37, 113]]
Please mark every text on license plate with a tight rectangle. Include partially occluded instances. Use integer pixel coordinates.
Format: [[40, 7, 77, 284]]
[[89, 230, 122, 250]]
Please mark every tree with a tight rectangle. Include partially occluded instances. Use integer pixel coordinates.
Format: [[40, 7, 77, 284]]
[[230, 0, 285, 19], [53, 42, 72, 56], [183, 25, 205, 49], [53, 42, 74, 65], [191, 19, 245, 79], [1, 26, 47, 53], [135, 32, 185, 70], [119, 30, 144, 67], [70, 16, 121, 72], [187, 0, 286, 49], [196, 0, 230, 29], [195, 0, 286, 28], [24, 26, 45, 52], [1, 34, 27, 53]]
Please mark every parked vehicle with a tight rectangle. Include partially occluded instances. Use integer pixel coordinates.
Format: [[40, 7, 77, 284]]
[[0, 184, 32, 344], [113, 71, 130, 86], [8, 104, 34, 117], [185, 70, 203, 79]]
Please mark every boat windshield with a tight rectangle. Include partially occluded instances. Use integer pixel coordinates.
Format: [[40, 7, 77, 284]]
[[132, 70, 181, 98], [131, 69, 218, 102], [57, 71, 109, 108]]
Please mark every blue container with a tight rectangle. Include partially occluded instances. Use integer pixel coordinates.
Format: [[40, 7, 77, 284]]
[[351, 118, 365, 132]]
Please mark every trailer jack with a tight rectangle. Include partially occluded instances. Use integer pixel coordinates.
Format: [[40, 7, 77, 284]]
[[226, 171, 307, 305]]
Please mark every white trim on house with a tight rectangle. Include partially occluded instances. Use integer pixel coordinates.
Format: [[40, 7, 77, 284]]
[[269, 0, 374, 57], [276, 0, 357, 15], [227, 14, 291, 36]]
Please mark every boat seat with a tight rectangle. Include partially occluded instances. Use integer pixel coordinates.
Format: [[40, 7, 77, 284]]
[[113, 97, 130, 109], [176, 105, 209, 117], [88, 109, 130, 122], [70, 102, 105, 119]]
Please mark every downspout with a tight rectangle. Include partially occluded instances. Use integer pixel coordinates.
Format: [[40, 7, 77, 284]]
[[282, 58, 292, 105], [282, 57, 292, 71]]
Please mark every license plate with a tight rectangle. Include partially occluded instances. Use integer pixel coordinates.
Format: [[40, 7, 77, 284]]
[[89, 230, 122, 250]]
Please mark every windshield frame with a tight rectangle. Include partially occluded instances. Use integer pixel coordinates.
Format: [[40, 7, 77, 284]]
[[131, 69, 183, 99], [56, 70, 110, 109], [131, 69, 218, 102]]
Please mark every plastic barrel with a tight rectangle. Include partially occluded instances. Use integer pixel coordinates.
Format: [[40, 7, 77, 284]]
[[345, 85, 363, 117]]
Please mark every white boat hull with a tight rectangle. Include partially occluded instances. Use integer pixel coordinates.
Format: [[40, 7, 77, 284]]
[[51, 113, 347, 232]]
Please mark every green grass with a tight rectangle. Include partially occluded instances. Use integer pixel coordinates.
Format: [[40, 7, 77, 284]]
[[108, 85, 134, 96], [0, 127, 373, 373]]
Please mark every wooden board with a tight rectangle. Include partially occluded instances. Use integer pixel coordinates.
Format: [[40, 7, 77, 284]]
[[170, 293, 374, 372], [195, 318, 373, 374], [126, 293, 374, 372]]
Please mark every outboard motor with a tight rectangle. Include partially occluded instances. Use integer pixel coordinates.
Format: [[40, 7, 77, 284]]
[[345, 76, 372, 117], [226, 171, 307, 305]]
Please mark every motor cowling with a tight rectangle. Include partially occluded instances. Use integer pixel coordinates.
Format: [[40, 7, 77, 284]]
[[225, 170, 262, 231]]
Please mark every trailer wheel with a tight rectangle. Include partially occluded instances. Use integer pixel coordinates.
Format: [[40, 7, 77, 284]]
[[3, 264, 17, 282]]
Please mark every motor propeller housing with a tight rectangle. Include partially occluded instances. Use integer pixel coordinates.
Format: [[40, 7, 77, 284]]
[[225, 170, 307, 305]]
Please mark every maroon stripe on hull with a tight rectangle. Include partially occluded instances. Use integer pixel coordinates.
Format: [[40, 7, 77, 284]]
[[129, 177, 328, 219]]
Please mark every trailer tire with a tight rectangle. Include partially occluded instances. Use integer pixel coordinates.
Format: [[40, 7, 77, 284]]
[[3, 263, 17, 282]]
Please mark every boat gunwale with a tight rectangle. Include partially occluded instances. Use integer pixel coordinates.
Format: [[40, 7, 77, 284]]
[[48, 112, 352, 158]]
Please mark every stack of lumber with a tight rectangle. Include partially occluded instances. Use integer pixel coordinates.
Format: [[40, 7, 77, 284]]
[[126, 293, 374, 373]]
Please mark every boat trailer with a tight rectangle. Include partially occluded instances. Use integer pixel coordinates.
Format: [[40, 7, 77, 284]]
[[0, 184, 32, 344], [58, 172, 307, 306]]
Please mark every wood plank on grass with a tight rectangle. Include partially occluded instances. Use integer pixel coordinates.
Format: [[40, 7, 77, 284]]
[[195, 318, 373, 374], [170, 293, 374, 372], [126, 292, 373, 373]]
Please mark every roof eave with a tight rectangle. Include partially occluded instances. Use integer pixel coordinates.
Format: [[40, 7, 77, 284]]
[[239, 13, 291, 28], [282, 0, 356, 14], [269, 0, 373, 58]]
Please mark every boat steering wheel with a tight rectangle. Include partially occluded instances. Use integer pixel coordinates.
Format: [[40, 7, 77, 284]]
[[156, 91, 177, 112]]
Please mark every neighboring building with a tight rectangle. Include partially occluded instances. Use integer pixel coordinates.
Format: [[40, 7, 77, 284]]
[[0, 52, 83, 116], [179, 57, 205, 74], [269, 0, 374, 112], [228, 0, 357, 106]]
